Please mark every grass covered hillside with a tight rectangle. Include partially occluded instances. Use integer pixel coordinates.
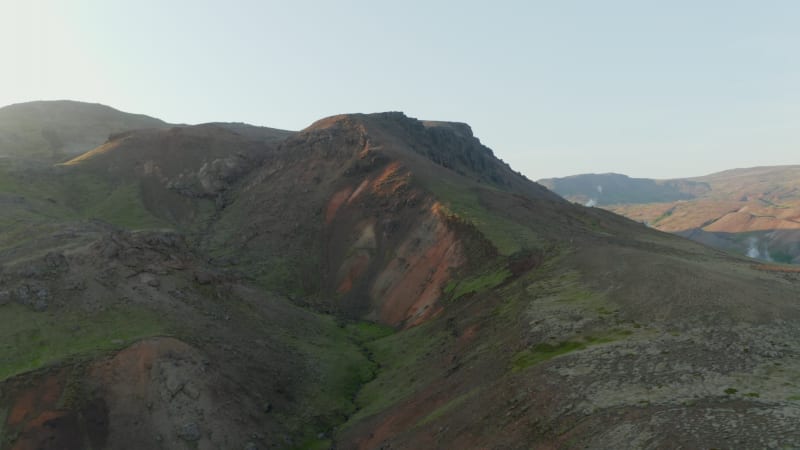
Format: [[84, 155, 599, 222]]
[[1, 102, 800, 449]]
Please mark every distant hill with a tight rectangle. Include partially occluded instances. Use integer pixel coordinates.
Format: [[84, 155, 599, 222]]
[[542, 166, 800, 263], [539, 172, 709, 206], [0, 100, 168, 161]]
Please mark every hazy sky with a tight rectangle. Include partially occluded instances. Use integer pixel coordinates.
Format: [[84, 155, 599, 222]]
[[1, 0, 798, 180]]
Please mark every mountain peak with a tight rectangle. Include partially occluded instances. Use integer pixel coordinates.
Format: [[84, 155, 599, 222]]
[[422, 120, 473, 138]]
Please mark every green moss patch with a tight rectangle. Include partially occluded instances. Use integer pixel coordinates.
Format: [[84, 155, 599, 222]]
[[250, 256, 322, 297], [276, 318, 388, 448], [80, 182, 168, 229], [345, 321, 448, 425], [445, 266, 512, 300], [0, 163, 168, 232], [423, 178, 541, 255], [511, 329, 634, 373], [0, 304, 168, 380], [295, 439, 333, 450], [345, 321, 395, 344], [512, 341, 586, 372], [415, 387, 482, 428]]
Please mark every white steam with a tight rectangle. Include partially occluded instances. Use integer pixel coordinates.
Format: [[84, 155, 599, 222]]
[[583, 185, 602, 207], [746, 237, 773, 261]]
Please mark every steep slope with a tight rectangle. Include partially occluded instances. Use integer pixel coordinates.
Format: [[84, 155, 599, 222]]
[[0, 101, 168, 162], [542, 166, 800, 263], [334, 194, 800, 448], [2, 108, 800, 449], [202, 112, 564, 325]]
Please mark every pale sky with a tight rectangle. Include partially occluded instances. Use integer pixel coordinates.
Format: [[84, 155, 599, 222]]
[[1, 0, 798, 180]]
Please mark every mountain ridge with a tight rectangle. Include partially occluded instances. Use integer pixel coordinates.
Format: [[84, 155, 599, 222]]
[[1, 101, 800, 449]]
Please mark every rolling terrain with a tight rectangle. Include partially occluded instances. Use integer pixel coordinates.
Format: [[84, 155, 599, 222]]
[[1, 102, 800, 449], [541, 168, 800, 264], [0, 101, 168, 162]]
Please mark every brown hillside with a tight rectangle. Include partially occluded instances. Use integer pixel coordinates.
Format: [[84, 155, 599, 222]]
[[203, 112, 568, 326], [545, 166, 800, 263], [3, 109, 800, 449]]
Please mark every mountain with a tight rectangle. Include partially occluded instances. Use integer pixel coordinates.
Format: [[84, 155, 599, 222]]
[[0, 100, 168, 162], [1, 101, 800, 449], [541, 167, 800, 263], [539, 172, 710, 206]]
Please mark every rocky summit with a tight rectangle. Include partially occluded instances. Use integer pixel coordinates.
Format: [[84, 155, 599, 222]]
[[1, 101, 800, 449]]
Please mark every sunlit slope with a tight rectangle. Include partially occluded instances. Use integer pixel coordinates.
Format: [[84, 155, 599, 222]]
[[0, 100, 168, 161], [543, 166, 800, 263]]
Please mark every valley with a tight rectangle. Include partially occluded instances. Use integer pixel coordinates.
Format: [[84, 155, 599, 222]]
[[541, 169, 800, 264]]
